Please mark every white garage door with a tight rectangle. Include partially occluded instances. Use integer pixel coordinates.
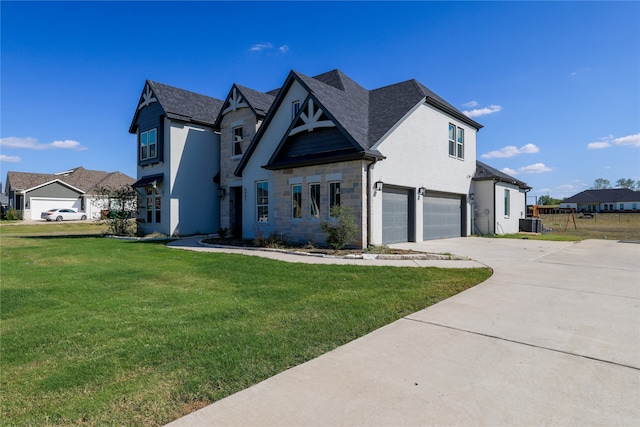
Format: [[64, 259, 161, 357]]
[[423, 193, 462, 240], [30, 198, 79, 220]]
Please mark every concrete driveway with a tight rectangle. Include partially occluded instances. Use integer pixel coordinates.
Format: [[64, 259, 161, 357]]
[[167, 238, 640, 426]]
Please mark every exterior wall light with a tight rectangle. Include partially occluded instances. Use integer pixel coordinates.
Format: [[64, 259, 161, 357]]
[[418, 187, 427, 196], [218, 188, 226, 199], [469, 192, 475, 200], [375, 181, 384, 191]]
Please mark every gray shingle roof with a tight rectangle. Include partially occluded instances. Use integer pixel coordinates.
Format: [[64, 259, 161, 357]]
[[563, 188, 639, 203], [234, 84, 276, 116], [147, 80, 224, 126], [6, 167, 135, 194], [474, 160, 531, 190], [237, 69, 483, 175]]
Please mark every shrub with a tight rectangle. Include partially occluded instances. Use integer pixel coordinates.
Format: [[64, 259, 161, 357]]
[[321, 206, 358, 250], [4, 208, 22, 221]]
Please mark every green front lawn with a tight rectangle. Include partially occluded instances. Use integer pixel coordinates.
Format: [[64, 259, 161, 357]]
[[1, 233, 490, 426]]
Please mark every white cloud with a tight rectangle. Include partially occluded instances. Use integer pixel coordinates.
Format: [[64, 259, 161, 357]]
[[50, 140, 88, 150], [279, 45, 290, 53], [0, 136, 39, 149], [502, 163, 552, 175], [250, 43, 273, 51], [462, 104, 501, 118], [587, 141, 611, 149], [0, 136, 87, 151], [0, 154, 21, 163], [587, 133, 640, 149], [613, 133, 640, 147], [557, 184, 578, 191], [481, 143, 539, 159], [462, 100, 478, 108]]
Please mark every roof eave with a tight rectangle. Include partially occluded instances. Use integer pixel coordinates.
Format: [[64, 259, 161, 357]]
[[426, 97, 483, 130]]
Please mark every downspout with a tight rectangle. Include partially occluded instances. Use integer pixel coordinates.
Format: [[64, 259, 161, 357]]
[[493, 179, 497, 235], [366, 158, 379, 248]]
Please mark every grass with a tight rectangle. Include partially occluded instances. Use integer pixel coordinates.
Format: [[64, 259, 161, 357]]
[[491, 212, 640, 241], [0, 226, 491, 426]]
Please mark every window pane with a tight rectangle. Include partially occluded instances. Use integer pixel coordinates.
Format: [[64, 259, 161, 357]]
[[449, 140, 455, 156], [329, 182, 340, 217], [257, 181, 268, 222], [457, 127, 464, 159], [448, 123, 455, 141], [140, 132, 148, 159], [292, 185, 302, 218], [149, 129, 157, 143], [310, 184, 320, 218], [257, 206, 268, 222], [149, 142, 157, 158], [504, 189, 510, 216]]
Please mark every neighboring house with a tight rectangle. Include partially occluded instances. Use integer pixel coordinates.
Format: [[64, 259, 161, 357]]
[[471, 161, 531, 235], [4, 167, 135, 220], [560, 188, 640, 213], [132, 69, 534, 246], [129, 80, 224, 236]]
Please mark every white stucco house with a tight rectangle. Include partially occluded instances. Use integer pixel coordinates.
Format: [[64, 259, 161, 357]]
[[471, 161, 531, 235], [130, 69, 530, 245]]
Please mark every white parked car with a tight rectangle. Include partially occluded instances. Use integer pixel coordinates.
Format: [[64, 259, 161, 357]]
[[41, 208, 87, 222]]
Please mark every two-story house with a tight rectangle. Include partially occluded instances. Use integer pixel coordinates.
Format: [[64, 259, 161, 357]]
[[131, 69, 529, 245], [129, 81, 224, 236]]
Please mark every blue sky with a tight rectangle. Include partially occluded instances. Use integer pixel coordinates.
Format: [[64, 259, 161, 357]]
[[2, 1, 639, 200]]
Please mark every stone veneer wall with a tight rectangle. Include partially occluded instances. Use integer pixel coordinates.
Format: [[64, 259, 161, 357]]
[[273, 160, 368, 248], [219, 108, 261, 230]]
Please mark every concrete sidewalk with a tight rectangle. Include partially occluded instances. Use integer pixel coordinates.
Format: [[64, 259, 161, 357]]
[[166, 238, 640, 426]]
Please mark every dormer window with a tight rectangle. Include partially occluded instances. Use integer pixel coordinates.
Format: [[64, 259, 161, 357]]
[[140, 128, 157, 160], [233, 126, 243, 156]]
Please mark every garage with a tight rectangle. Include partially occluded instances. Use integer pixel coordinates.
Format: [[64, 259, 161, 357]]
[[29, 197, 79, 220], [382, 188, 412, 244], [423, 192, 463, 240]]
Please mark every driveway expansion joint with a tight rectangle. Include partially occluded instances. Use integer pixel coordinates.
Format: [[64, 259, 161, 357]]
[[403, 317, 640, 371]]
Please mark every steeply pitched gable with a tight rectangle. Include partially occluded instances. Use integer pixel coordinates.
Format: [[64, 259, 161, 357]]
[[236, 69, 482, 175], [214, 84, 276, 128], [129, 81, 224, 133]]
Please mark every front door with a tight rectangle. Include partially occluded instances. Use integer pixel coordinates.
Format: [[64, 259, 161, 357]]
[[232, 187, 243, 237]]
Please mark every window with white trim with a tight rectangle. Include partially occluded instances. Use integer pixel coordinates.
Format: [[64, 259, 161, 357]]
[[140, 128, 157, 160], [256, 181, 269, 222], [310, 183, 320, 219], [448, 123, 464, 159], [292, 184, 302, 219], [233, 126, 243, 156], [329, 182, 340, 217]]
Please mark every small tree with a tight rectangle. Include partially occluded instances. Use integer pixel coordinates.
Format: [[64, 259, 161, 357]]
[[592, 178, 611, 190], [92, 185, 139, 236], [616, 178, 636, 189], [320, 206, 358, 250]]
